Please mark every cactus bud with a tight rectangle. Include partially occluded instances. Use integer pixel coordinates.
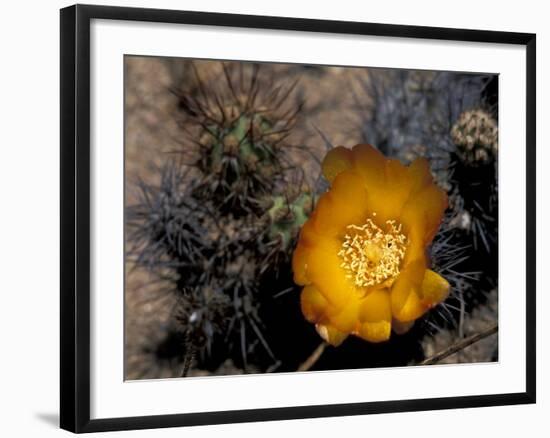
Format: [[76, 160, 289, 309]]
[[451, 109, 498, 166]]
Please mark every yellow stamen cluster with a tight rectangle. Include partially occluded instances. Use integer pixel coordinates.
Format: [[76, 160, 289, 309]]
[[338, 218, 407, 288]]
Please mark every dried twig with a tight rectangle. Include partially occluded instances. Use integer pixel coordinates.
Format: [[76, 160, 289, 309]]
[[297, 323, 498, 372], [180, 330, 196, 377], [297, 342, 327, 372], [420, 323, 498, 365]]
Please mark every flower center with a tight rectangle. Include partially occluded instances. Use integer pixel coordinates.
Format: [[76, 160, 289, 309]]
[[338, 218, 407, 288]]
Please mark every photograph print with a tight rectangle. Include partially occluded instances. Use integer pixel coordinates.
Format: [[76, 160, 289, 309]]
[[124, 56, 498, 380]]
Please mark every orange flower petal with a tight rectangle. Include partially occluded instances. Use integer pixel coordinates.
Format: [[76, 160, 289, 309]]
[[315, 324, 348, 347], [301, 284, 329, 324], [358, 288, 391, 323], [420, 269, 451, 308], [390, 259, 427, 322], [311, 170, 369, 237], [407, 157, 433, 195], [358, 320, 392, 343], [292, 244, 310, 286], [306, 237, 355, 310], [350, 146, 424, 225], [369, 158, 413, 223], [402, 236, 427, 268], [350, 144, 387, 187], [294, 219, 340, 286], [356, 288, 392, 343], [321, 146, 353, 183], [298, 218, 324, 248], [393, 287, 425, 323], [326, 295, 360, 333], [400, 184, 448, 247]]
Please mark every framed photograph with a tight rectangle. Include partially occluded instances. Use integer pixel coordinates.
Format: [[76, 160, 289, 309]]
[[60, 4, 536, 433]]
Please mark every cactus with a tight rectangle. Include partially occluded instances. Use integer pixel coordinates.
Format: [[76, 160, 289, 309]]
[[448, 109, 498, 255], [174, 62, 302, 216], [451, 109, 498, 166], [127, 61, 308, 375], [352, 70, 493, 158], [265, 190, 312, 250]]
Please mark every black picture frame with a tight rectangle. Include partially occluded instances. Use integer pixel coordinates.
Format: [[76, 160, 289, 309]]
[[60, 4, 536, 433]]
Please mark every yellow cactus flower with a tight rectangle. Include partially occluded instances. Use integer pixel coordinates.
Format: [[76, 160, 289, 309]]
[[292, 144, 450, 346]]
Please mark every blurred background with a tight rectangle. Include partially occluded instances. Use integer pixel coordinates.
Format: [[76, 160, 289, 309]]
[[124, 56, 498, 380]]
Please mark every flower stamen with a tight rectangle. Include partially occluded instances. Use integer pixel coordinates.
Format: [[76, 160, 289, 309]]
[[338, 219, 407, 288]]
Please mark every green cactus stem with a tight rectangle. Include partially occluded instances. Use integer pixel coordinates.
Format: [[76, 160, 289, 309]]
[[266, 191, 312, 250]]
